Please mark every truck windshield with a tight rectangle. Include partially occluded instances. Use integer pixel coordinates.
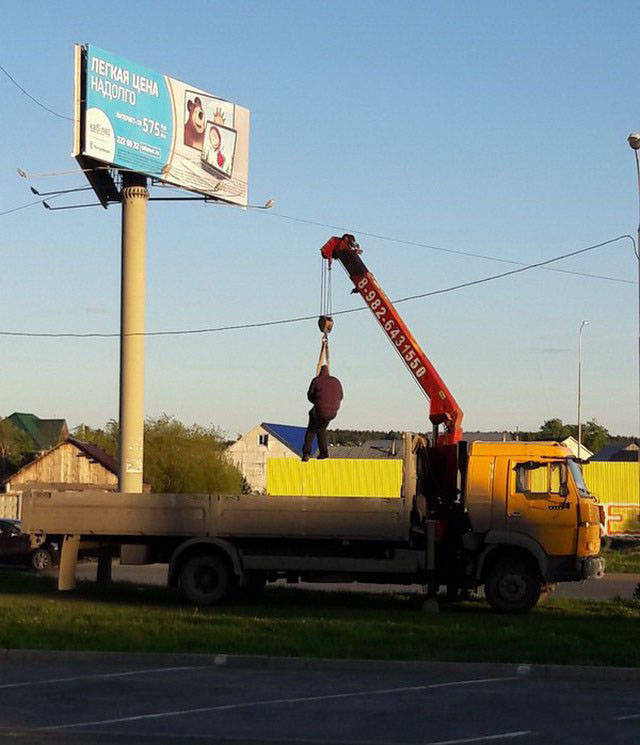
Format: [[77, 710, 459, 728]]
[[568, 459, 591, 497]]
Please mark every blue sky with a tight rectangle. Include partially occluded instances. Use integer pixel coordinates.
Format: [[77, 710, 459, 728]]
[[1, 0, 639, 438]]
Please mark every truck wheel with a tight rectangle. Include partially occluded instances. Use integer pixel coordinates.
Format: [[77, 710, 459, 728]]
[[179, 554, 235, 605], [484, 557, 542, 614], [31, 547, 54, 571]]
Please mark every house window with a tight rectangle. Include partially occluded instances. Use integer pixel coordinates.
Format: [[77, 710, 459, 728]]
[[258, 434, 269, 447]]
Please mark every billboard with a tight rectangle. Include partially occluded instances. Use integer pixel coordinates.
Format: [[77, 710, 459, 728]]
[[74, 45, 250, 207]]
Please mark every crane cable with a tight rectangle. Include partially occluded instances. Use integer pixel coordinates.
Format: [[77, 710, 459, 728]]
[[317, 255, 334, 374]]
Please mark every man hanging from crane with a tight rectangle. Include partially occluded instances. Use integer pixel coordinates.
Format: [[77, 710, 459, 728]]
[[301, 363, 343, 461], [301, 293, 343, 461]]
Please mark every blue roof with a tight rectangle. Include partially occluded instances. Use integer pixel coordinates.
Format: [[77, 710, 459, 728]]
[[262, 422, 317, 457]]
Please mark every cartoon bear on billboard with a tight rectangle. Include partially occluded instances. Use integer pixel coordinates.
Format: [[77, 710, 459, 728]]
[[184, 96, 205, 150]]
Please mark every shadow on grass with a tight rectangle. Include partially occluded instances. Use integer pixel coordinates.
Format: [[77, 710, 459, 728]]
[[0, 568, 444, 617], [3, 568, 633, 620]]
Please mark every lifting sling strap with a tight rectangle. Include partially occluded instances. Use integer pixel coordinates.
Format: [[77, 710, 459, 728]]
[[316, 331, 330, 375], [316, 253, 334, 374]]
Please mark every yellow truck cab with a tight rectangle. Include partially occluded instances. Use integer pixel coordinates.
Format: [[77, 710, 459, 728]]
[[463, 441, 603, 611]]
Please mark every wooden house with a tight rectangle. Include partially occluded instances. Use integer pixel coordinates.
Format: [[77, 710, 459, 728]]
[[3, 437, 118, 493]]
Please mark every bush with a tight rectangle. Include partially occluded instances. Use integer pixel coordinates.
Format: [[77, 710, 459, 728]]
[[75, 415, 243, 494]]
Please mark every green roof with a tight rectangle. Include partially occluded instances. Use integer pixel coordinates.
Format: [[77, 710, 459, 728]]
[[4, 413, 68, 451]]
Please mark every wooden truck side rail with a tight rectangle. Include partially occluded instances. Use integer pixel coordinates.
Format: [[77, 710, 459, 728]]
[[19, 434, 431, 603], [21, 433, 422, 544], [21, 490, 412, 542]]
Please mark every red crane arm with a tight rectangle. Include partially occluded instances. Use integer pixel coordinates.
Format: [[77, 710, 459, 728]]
[[320, 234, 463, 445]]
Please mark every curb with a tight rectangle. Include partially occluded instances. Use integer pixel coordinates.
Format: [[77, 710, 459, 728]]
[[1, 648, 640, 681]]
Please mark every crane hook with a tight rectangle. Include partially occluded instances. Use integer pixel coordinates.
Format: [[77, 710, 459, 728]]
[[318, 315, 333, 334]]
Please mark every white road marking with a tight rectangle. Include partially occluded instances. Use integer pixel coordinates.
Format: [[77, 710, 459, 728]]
[[424, 733, 531, 744], [4, 731, 536, 745], [39, 675, 520, 730], [0, 665, 196, 689], [428, 677, 520, 689], [615, 713, 640, 720]]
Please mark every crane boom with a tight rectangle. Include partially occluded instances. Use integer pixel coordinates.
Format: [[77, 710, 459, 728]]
[[320, 234, 463, 445]]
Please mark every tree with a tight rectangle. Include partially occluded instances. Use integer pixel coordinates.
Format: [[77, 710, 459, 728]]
[[73, 421, 118, 457], [538, 418, 572, 442], [515, 417, 611, 455], [77, 415, 242, 494], [579, 420, 610, 454], [143, 415, 242, 494], [0, 418, 33, 480]]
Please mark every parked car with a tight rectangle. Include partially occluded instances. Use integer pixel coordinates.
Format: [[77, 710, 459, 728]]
[[0, 519, 58, 571]]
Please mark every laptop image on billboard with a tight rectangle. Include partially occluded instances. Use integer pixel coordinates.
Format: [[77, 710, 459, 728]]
[[201, 121, 237, 180]]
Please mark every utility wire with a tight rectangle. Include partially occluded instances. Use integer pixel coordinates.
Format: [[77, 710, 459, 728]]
[[392, 234, 635, 303], [2, 192, 632, 287], [0, 199, 45, 217], [0, 56, 632, 288], [0, 190, 70, 216], [271, 211, 634, 285], [0, 69, 629, 290], [0, 64, 631, 287], [0, 63, 73, 121], [0, 234, 633, 339]]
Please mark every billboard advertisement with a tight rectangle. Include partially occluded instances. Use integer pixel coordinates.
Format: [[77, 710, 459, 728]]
[[77, 45, 249, 206]]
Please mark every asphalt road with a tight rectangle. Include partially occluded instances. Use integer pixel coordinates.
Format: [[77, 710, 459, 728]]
[[0, 656, 638, 744], [72, 561, 640, 601]]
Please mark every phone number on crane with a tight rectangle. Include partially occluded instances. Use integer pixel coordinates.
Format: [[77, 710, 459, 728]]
[[356, 276, 426, 379]]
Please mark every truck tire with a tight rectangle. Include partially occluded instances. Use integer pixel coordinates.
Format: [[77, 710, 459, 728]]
[[484, 557, 542, 614], [31, 547, 54, 571], [179, 554, 235, 605]]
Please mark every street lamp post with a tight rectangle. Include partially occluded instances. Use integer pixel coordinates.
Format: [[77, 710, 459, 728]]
[[578, 320, 588, 459], [627, 133, 640, 504]]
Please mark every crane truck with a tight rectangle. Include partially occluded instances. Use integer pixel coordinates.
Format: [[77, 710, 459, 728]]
[[20, 235, 604, 613]]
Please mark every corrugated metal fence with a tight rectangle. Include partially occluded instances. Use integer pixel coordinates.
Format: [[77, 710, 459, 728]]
[[267, 458, 402, 498], [583, 462, 638, 502], [583, 462, 639, 537], [267, 458, 640, 535]]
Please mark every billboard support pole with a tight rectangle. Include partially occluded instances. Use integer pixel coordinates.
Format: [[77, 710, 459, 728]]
[[118, 172, 149, 496]]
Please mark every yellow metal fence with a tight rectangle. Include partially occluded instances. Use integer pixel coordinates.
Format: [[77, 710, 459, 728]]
[[582, 462, 638, 503], [582, 462, 640, 537], [266, 458, 402, 498], [266, 458, 640, 535]]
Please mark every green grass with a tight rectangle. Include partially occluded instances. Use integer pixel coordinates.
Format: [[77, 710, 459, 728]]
[[602, 543, 640, 573], [0, 570, 639, 667]]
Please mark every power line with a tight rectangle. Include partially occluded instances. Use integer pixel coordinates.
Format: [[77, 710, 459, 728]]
[[3, 165, 635, 292], [0, 56, 631, 288], [0, 63, 73, 121], [0, 199, 45, 217], [0, 234, 633, 339], [4, 193, 629, 287], [270, 211, 635, 285], [0, 65, 632, 287], [392, 234, 635, 303], [0, 190, 71, 217], [3, 121, 631, 285]]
